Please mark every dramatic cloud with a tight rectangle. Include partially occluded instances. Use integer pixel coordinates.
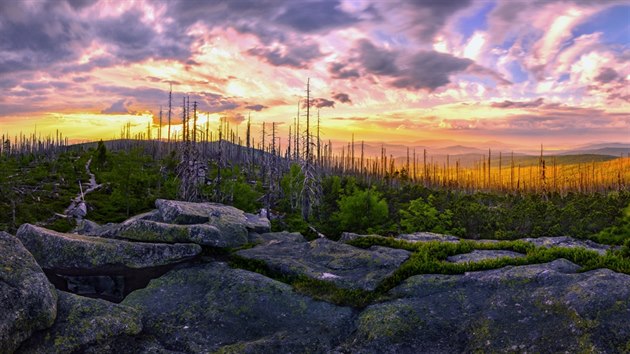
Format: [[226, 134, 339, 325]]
[[328, 62, 360, 79], [0, 0, 627, 145], [333, 93, 352, 104], [275, 0, 359, 33], [391, 51, 473, 91], [247, 42, 324, 68], [595, 67, 621, 84], [356, 39, 400, 76]]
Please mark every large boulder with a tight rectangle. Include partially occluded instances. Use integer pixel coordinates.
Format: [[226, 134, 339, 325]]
[[105, 219, 247, 248], [155, 199, 270, 233], [16, 224, 201, 272], [0, 232, 57, 354], [17, 291, 142, 354], [122, 263, 354, 353], [236, 238, 410, 291], [336, 259, 630, 353]]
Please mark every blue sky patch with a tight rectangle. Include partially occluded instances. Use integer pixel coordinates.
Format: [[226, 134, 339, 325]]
[[457, 1, 495, 41], [573, 5, 630, 46]]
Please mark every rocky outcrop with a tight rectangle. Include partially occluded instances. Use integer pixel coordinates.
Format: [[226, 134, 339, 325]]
[[92, 200, 271, 249], [0, 232, 57, 354], [16, 224, 201, 272], [17, 291, 142, 354], [336, 259, 630, 353], [236, 238, 410, 291], [155, 199, 270, 233], [106, 219, 246, 248], [446, 250, 525, 263], [521, 236, 612, 255], [122, 263, 354, 353]]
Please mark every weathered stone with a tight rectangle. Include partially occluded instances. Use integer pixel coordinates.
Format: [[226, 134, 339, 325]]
[[122, 263, 354, 353], [155, 199, 270, 233], [397, 232, 461, 243], [446, 250, 525, 263], [521, 236, 612, 255], [0, 231, 57, 354], [106, 219, 248, 248], [18, 291, 142, 354], [248, 231, 307, 245], [338, 232, 383, 243], [72, 219, 101, 235], [156, 199, 270, 232], [16, 224, 201, 272], [236, 238, 410, 291], [59, 275, 125, 301], [340, 232, 461, 245], [336, 260, 630, 353]]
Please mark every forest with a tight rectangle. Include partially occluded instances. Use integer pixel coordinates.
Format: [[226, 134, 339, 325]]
[[1, 132, 628, 254]]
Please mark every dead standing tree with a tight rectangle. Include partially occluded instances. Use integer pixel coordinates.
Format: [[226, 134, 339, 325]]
[[177, 99, 204, 201], [300, 78, 321, 220]]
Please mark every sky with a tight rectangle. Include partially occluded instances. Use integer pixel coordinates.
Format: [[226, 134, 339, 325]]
[[0, 0, 629, 150]]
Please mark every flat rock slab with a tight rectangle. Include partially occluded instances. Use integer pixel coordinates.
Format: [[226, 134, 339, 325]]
[[236, 238, 411, 291], [18, 291, 142, 354], [155, 199, 270, 232], [336, 259, 630, 353], [397, 232, 461, 243], [105, 219, 248, 248], [521, 236, 611, 255], [446, 250, 525, 263], [122, 262, 354, 353], [248, 231, 307, 245], [16, 224, 201, 273], [0, 231, 57, 354], [340, 232, 461, 245]]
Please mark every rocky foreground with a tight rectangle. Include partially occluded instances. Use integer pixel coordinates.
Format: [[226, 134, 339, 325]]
[[1, 199, 629, 353]]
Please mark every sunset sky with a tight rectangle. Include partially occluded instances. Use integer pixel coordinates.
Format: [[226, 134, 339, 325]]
[[0, 0, 628, 149]]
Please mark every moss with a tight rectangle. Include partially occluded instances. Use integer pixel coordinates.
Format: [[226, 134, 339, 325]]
[[358, 304, 423, 341]]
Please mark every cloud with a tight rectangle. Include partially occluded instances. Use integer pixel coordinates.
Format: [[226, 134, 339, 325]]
[[221, 112, 245, 125], [594, 67, 621, 84], [328, 62, 360, 79], [356, 39, 400, 76], [304, 98, 336, 109], [390, 51, 473, 91], [92, 85, 240, 115], [0, 1, 88, 73], [101, 99, 133, 114], [353, 40, 491, 91], [333, 93, 352, 104], [245, 104, 267, 111], [331, 116, 367, 121], [95, 9, 191, 62], [275, 0, 359, 33], [405, 0, 473, 40], [491, 98, 545, 109], [373, 0, 473, 41], [247, 42, 324, 68]]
